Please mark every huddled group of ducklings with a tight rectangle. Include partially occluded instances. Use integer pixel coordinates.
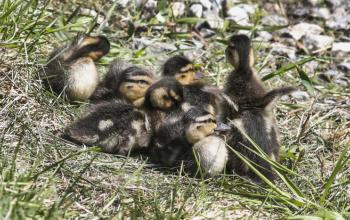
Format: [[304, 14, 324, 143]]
[[41, 33, 296, 182]]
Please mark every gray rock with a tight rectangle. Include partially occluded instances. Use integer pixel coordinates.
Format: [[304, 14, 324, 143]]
[[203, 8, 224, 29], [326, 8, 350, 30], [261, 14, 288, 26], [172, 2, 185, 17], [254, 31, 273, 42], [304, 60, 319, 74], [302, 34, 334, 52], [226, 4, 256, 26], [200, 0, 212, 9], [311, 7, 331, 20], [332, 42, 350, 52], [190, 4, 203, 18], [293, 8, 310, 17], [288, 23, 324, 40], [270, 42, 297, 60], [145, 0, 157, 9]]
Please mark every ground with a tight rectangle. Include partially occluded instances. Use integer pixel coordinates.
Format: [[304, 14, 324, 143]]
[[0, 0, 349, 219]]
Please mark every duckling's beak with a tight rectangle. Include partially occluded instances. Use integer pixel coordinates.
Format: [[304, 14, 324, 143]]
[[215, 122, 231, 131], [194, 72, 205, 80]]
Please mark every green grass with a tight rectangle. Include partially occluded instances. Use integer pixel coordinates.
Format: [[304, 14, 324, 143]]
[[1, 0, 349, 219]]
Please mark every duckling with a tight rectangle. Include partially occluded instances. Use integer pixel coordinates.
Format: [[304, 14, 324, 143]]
[[63, 100, 151, 155], [63, 77, 183, 155], [42, 32, 110, 102], [221, 34, 296, 182], [90, 60, 154, 106], [162, 55, 217, 114], [150, 107, 219, 167]]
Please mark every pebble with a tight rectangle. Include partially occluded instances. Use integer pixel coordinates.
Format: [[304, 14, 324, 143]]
[[332, 42, 350, 52], [254, 31, 273, 42], [302, 34, 334, 52], [226, 4, 256, 26], [311, 7, 331, 20], [190, 4, 203, 17], [288, 23, 324, 41], [172, 2, 185, 17], [203, 8, 224, 29], [326, 8, 350, 30]]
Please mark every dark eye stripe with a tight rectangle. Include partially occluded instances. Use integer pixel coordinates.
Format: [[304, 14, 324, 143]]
[[124, 79, 151, 84], [196, 118, 216, 124]]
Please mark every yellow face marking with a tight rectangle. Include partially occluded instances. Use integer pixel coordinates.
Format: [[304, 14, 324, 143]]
[[87, 51, 104, 61], [150, 87, 173, 110], [186, 121, 217, 144], [118, 75, 153, 103], [119, 82, 148, 103], [175, 71, 196, 85]]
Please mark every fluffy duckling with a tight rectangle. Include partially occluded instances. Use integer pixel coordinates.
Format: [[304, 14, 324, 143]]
[[150, 107, 219, 167], [162, 55, 216, 114], [221, 34, 296, 182], [42, 33, 110, 102], [63, 77, 184, 155], [90, 60, 154, 106], [63, 100, 151, 155]]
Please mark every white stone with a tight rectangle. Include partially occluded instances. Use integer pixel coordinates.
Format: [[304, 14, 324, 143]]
[[190, 4, 203, 18], [227, 6, 249, 26], [332, 42, 350, 52], [311, 7, 331, 19], [303, 34, 334, 52], [172, 2, 185, 17], [289, 23, 324, 40]]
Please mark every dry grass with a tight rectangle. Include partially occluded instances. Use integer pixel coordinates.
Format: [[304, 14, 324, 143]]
[[1, 0, 349, 219]]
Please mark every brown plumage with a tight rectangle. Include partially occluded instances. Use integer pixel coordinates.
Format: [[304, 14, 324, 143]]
[[41, 33, 110, 102], [220, 34, 296, 182], [90, 60, 154, 106]]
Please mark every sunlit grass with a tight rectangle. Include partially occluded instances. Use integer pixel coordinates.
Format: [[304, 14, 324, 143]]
[[1, 0, 349, 219]]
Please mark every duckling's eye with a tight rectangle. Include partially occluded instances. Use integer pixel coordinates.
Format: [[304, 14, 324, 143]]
[[162, 95, 169, 100], [180, 75, 186, 78], [126, 85, 134, 89]]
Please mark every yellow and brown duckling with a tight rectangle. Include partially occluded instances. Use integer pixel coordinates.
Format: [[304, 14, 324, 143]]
[[63, 77, 183, 156], [221, 34, 296, 182], [162, 55, 217, 114], [90, 60, 154, 106], [42, 32, 110, 102], [150, 106, 223, 168]]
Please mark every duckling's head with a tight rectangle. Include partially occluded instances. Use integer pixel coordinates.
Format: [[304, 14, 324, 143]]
[[225, 34, 254, 70], [65, 33, 110, 62], [105, 63, 154, 103], [162, 55, 203, 85], [118, 67, 154, 103], [184, 108, 217, 144], [144, 77, 184, 110]]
